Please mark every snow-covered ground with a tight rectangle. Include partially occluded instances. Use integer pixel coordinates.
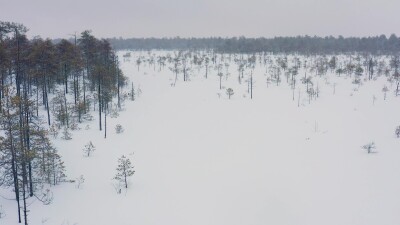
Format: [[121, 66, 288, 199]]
[[2, 51, 400, 225]]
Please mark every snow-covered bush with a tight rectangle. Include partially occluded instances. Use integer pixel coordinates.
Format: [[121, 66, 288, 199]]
[[110, 108, 119, 118], [75, 175, 85, 189], [395, 126, 400, 138], [83, 113, 94, 121], [382, 85, 389, 100], [0, 205, 5, 219], [49, 124, 59, 138], [115, 124, 124, 134], [61, 127, 72, 140], [110, 103, 121, 115], [362, 142, 376, 154], [112, 181, 123, 195], [37, 188, 54, 205], [70, 122, 80, 131]]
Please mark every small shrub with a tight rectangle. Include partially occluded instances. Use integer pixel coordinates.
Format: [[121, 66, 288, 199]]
[[75, 175, 85, 189], [70, 122, 80, 131], [362, 142, 376, 154], [395, 126, 400, 138], [115, 124, 124, 134], [83, 141, 95, 157], [61, 127, 72, 140], [37, 189, 53, 205], [111, 109, 119, 118], [83, 113, 94, 121], [49, 124, 59, 138], [0, 205, 5, 219]]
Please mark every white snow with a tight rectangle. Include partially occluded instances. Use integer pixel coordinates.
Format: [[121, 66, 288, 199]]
[[2, 51, 400, 225]]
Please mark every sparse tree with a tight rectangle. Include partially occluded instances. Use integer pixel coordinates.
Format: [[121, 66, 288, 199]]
[[382, 85, 389, 100], [329, 56, 337, 71], [218, 72, 223, 89], [75, 175, 85, 189], [130, 82, 135, 101], [301, 75, 313, 92], [49, 124, 60, 139], [115, 124, 124, 134], [226, 88, 234, 99], [83, 141, 95, 157], [114, 155, 135, 188], [61, 127, 72, 140], [136, 57, 142, 71]]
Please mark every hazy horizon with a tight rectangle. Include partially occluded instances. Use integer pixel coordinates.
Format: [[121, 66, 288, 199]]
[[1, 0, 399, 39]]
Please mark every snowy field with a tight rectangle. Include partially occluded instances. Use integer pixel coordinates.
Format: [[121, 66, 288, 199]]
[[2, 51, 400, 225]]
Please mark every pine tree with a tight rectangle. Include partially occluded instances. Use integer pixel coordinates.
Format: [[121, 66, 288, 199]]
[[61, 127, 72, 140], [114, 155, 135, 188], [131, 82, 135, 101], [82, 141, 95, 157], [115, 124, 124, 134], [226, 88, 234, 99], [1, 20, 124, 225]]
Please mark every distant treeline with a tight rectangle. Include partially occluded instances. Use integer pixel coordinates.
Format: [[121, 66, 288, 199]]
[[107, 35, 400, 54]]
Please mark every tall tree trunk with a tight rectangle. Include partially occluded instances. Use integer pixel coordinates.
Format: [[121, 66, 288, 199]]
[[64, 63, 68, 94], [73, 74, 77, 105], [117, 68, 120, 109], [0, 70, 3, 111], [82, 70, 86, 114], [6, 96, 21, 223], [21, 159, 28, 225], [44, 76, 50, 125], [104, 103, 107, 138], [23, 79, 33, 197], [36, 83, 39, 116], [250, 72, 253, 99], [98, 74, 102, 131], [77, 74, 81, 123], [124, 172, 128, 188], [18, 92, 28, 225], [64, 92, 69, 127]]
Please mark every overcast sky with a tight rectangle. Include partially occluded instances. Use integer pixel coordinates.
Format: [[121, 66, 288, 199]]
[[1, 0, 399, 39]]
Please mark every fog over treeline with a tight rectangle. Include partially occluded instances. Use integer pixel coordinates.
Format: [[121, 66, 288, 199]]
[[103, 35, 400, 54]]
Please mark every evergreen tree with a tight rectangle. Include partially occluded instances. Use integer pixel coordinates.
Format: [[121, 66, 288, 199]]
[[83, 141, 95, 157], [114, 155, 135, 188], [226, 88, 234, 99]]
